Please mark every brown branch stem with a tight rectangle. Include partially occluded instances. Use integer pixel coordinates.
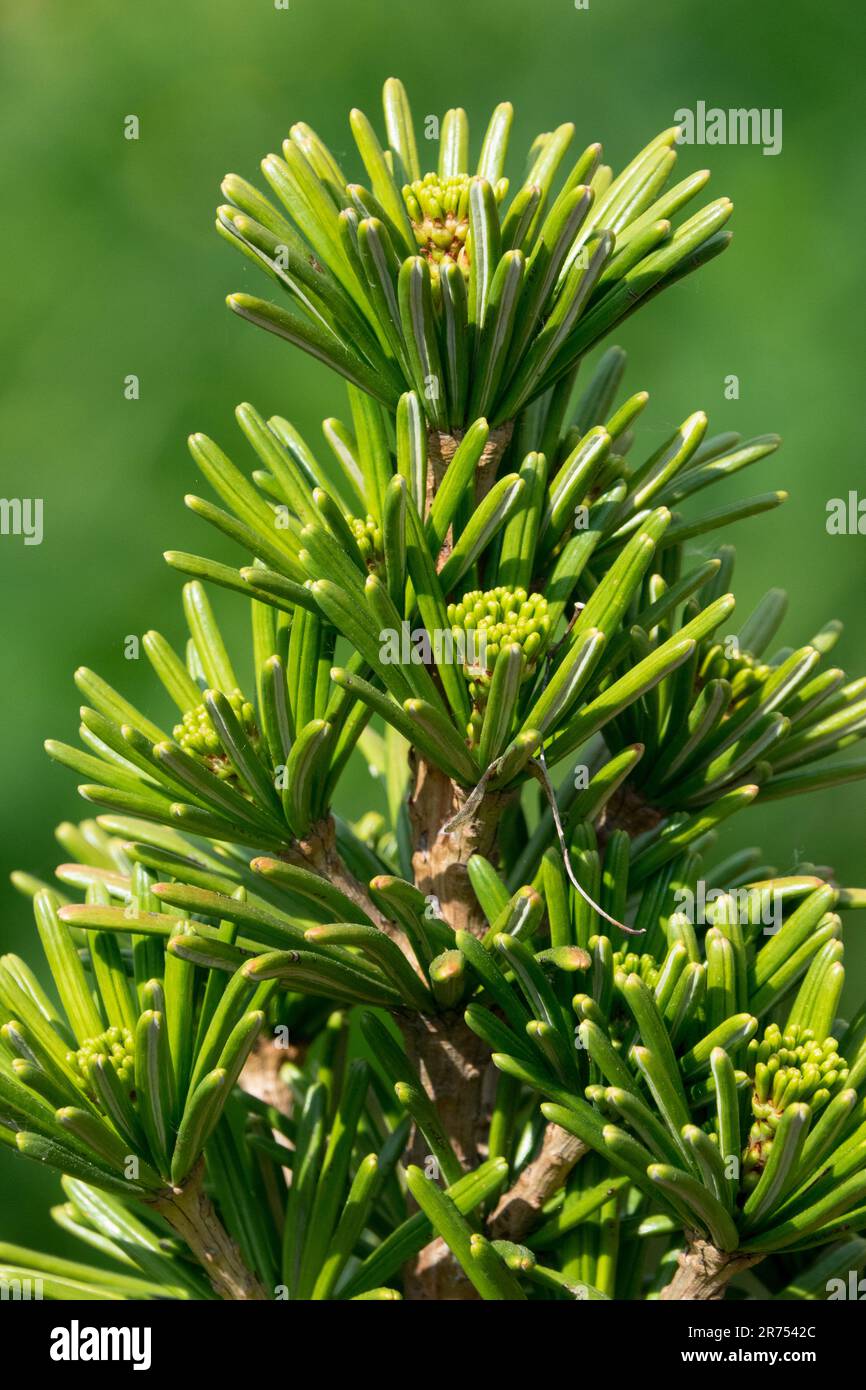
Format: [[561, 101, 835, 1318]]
[[425, 422, 515, 551], [409, 755, 513, 939], [659, 1236, 764, 1301], [289, 816, 403, 943], [487, 1123, 587, 1242], [595, 781, 664, 850], [349, 424, 518, 1297], [401, 757, 515, 1297], [398, 1008, 491, 1300], [153, 1162, 268, 1300]]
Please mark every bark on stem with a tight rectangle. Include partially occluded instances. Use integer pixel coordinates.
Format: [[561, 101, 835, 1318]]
[[403, 759, 513, 1297], [488, 1123, 587, 1241], [399, 1009, 491, 1300], [426, 421, 515, 544], [401, 423, 517, 1297], [289, 816, 401, 942], [595, 782, 664, 851], [659, 1236, 764, 1301], [240, 1034, 305, 1117], [409, 755, 512, 939], [153, 1162, 268, 1300]]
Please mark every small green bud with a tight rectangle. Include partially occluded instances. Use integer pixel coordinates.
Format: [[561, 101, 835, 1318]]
[[449, 585, 552, 748], [174, 688, 261, 782], [403, 173, 471, 283], [69, 1025, 135, 1094], [348, 513, 384, 572], [742, 1023, 849, 1192]]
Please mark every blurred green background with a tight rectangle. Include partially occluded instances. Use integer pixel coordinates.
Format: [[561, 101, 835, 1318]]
[[1, 0, 862, 1253]]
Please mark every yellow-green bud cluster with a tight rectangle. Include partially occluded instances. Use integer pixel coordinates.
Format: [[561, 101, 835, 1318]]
[[447, 587, 550, 677], [403, 173, 471, 281], [69, 1025, 134, 1093], [173, 689, 260, 780], [348, 513, 384, 571], [613, 950, 659, 989], [698, 641, 769, 704], [604, 950, 662, 1040], [742, 1023, 849, 1191], [447, 587, 551, 745]]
